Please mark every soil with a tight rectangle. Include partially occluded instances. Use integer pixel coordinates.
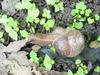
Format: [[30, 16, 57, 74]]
[[0, 0, 100, 75]]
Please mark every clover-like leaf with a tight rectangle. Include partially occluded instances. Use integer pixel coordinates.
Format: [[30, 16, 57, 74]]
[[94, 66, 100, 73], [73, 22, 83, 29], [95, 14, 100, 21], [29, 51, 39, 64], [45, 19, 55, 28], [87, 17, 94, 24], [34, 18, 40, 24], [85, 9, 92, 17], [71, 9, 79, 16], [75, 59, 81, 65], [20, 30, 29, 39], [26, 16, 34, 23], [40, 18, 46, 25], [42, 8, 51, 19], [76, 2, 86, 11], [54, 2, 64, 12], [28, 8, 39, 17]]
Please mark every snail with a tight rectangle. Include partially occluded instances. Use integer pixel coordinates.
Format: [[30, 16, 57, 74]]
[[28, 27, 85, 57]]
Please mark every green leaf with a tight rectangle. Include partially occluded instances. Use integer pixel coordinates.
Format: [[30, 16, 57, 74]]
[[95, 14, 100, 21], [79, 18, 85, 22], [56, 0, 60, 3], [5, 25, 14, 33], [42, 8, 51, 19], [54, 4, 59, 12], [73, 22, 83, 29], [26, 16, 34, 23], [7, 17, 18, 29], [45, 19, 55, 28], [97, 36, 100, 41], [50, 46, 56, 53], [54, 2, 64, 12], [0, 32, 3, 38], [28, 8, 39, 17], [0, 38, 5, 42], [94, 66, 100, 73], [9, 30, 18, 40], [15, 0, 33, 9], [34, 18, 40, 24], [45, 0, 56, 5], [75, 14, 81, 18], [44, 23, 50, 30], [1, 15, 8, 25], [67, 70, 73, 75], [76, 2, 86, 11], [77, 67, 84, 75], [40, 18, 46, 25], [85, 9, 92, 17], [29, 51, 39, 64], [87, 18, 94, 24], [30, 27, 35, 33], [43, 54, 55, 70], [75, 59, 81, 65], [71, 9, 80, 16], [80, 10, 84, 15], [15, 3, 23, 9], [20, 30, 29, 39]]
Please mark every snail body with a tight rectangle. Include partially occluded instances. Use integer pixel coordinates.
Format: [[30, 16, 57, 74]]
[[28, 27, 85, 57]]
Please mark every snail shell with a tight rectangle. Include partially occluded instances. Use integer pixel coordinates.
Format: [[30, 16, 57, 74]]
[[28, 27, 85, 57]]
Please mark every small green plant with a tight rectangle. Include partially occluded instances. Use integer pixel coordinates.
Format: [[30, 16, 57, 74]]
[[94, 66, 100, 73], [0, 14, 29, 41], [43, 54, 55, 71], [42, 8, 51, 19], [40, 8, 55, 30], [29, 50, 55, 71], [54, 1, 64, 12], [0, 14, 19, 40], [71, 2, 100, 29], [67, 59, 88, 75], [43, 19, 55, 30], [16, 0, 55, 31], [48, 44, 56, 53], [29, 51, 39, 64], [20, 30, 29, 39], [15, 0, 40, 24], [45, 0, 64, 12]]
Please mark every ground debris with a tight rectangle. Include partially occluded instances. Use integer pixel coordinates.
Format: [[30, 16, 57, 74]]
[[1, 0, 19, 14]]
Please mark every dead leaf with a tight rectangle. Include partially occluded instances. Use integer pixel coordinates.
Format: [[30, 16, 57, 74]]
[[8, 51, 31, 66], [3, 59, 33, 75], [1, 0, 20, 14], [32, 45, 41, 52], [1, 39, 27, 53]]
